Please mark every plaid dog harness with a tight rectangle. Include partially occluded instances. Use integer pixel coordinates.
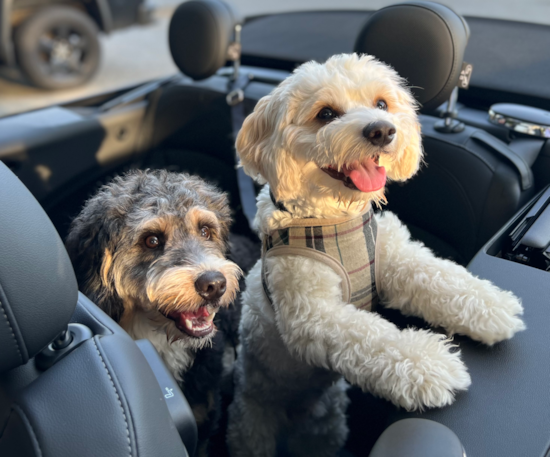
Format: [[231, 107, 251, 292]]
[[261, 205, 379, 311]]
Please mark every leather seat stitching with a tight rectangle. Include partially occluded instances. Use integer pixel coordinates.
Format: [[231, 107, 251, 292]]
[[12, 404, 43, 457], [0, 298, 23, 364], [92, 338, 132, 457]]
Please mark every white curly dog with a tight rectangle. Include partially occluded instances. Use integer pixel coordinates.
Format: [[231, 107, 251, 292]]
[[227, 53, 525, 457]]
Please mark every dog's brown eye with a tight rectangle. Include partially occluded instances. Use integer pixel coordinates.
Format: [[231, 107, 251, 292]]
[[377, 100, 388, 111], [317, 107, 338, 121], [145, 235, 160, 249], [200, 226, 211, 240]]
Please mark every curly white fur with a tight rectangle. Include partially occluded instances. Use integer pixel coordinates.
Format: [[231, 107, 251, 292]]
[[376, 211, 526, 345], [266, 252, 472, 411], [228, 54, 525, 457]]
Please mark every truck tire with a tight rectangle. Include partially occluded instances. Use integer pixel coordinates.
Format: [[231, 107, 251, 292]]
[[14, 6, 101, 90]]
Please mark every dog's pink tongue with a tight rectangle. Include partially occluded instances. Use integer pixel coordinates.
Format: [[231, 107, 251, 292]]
[[343, 158, 386, 192]]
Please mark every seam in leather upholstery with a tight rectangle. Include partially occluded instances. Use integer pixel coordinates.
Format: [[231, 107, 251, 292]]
[[0, 408, 14, 440], [77, 295, 115, 335], [12, 404, 43, 457], [0, 298, 23, 364], [92, 338, 132, 457], [426, 134, 496, 173]]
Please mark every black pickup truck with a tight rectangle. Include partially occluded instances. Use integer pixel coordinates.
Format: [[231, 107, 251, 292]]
[[0, 0, 152, 89]]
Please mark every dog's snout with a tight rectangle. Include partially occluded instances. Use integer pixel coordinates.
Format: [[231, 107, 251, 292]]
[[363, 121, 396, 147], [195, 271, 227, 300]]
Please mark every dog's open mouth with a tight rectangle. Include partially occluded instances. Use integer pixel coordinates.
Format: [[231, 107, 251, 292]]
[[163, 306, 216, 338], [321, 155, 386, 192]]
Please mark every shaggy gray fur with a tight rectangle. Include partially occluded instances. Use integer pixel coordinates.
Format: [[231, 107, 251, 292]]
[[227, 296, 350, 457]]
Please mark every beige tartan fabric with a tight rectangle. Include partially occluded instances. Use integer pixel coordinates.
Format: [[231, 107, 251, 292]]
[[262, 206, 379, 311]]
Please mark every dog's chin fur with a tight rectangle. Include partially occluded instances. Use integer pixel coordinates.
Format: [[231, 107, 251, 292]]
[[253, 184, 377, 234], [120, 307, 216, 382]]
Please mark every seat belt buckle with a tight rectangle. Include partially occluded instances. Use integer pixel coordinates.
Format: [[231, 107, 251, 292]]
[[458, 62, 473, 89], [226, 88, 245, 106]]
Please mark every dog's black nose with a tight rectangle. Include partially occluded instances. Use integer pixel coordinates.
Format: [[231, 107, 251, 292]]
[[363, 121, 396, 147], [195, 271, 227, 300]]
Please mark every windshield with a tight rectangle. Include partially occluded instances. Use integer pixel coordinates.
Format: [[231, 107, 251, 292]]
[[0, 0, 548, 118]]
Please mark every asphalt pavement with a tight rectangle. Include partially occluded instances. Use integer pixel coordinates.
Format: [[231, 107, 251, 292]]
[[0, 7, 178, 117], [0, 0, 548, 118]]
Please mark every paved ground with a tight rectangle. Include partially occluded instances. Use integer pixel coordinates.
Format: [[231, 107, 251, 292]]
[[0, 7, 178, 117], [1, 0, 549, 118]]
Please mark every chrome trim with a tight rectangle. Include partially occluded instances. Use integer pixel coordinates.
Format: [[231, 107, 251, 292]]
[[444, 87, 459, 127], [489, 109, 550, 138]]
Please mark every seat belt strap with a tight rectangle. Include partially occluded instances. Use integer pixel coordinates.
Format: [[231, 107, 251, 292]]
[[227, 73, 257, 229]]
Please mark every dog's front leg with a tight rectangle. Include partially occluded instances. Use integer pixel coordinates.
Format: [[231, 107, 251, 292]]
[[267, 255, 471, 411], [376, 211, 525, 345]]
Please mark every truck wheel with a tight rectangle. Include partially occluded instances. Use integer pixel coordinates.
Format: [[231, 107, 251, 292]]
[[14, 6, 101, 90]]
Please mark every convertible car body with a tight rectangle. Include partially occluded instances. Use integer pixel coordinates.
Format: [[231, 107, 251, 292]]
[[0, 1, 549, 456]]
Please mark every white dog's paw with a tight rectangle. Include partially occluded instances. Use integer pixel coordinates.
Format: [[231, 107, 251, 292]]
[[375, 329, 471, 411], [454, 285, 526, 346]]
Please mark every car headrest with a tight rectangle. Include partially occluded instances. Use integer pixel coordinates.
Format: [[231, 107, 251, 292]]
[[354, 1, 470, 112], [169, 0, 242, 81], [0, 162, 77, 373]]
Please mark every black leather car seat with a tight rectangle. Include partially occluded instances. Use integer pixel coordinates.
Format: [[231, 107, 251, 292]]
[[0, 161, 195, 457], [169, 0, 242, 81], [147, 0, 257, 235], [355, 2, 536, 264]]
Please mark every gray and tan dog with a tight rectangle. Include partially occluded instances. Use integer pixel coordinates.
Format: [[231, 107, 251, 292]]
[[66, 169, 243, 453]]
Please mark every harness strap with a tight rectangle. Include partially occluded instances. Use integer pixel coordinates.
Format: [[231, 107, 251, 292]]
[[262, 245, 352, 307], [261, 237, 274, 305], [269, 190, 289, 213], [261, 208, 379, 312]]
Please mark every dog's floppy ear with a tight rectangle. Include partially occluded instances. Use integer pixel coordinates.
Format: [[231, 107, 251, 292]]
[[385, 86, 424, 181], [237, 91, 289, 183], [65, 198, 125, 322], [388, 120, 423, 181], [236, 95, 272, 181]]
